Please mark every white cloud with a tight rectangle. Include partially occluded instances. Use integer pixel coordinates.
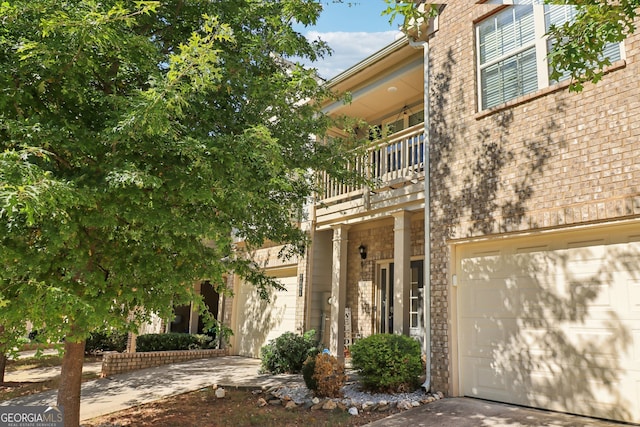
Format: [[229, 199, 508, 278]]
[[301, 30, 401, 80]]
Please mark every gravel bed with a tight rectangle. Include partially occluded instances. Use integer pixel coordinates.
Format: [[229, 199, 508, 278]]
[[270, 372, 444, 411]]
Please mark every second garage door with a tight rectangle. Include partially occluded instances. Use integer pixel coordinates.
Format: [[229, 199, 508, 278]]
[[457, 223, 640, 423], [233, 271, 298, 358]]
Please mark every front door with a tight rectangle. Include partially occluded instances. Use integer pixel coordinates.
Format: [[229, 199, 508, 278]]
[[378, 260, 424, 338], [378, 263, 394, 334], [409, 260, 424, 347]]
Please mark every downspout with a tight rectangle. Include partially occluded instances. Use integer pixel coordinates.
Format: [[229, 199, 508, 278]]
[[408, 33, 431, 393]]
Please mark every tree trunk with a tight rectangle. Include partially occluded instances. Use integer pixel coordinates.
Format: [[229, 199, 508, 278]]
[[57, 339, 86, 427], [0, 325, 6, 384], [0, 352, 6, 384]]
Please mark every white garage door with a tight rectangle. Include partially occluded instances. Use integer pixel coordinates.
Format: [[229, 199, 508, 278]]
[[234, 272, 298, 358], [457, 224, 640, 423]]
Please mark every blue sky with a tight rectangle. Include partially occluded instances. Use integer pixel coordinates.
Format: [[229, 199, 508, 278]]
[[293, 1, 403, 80]]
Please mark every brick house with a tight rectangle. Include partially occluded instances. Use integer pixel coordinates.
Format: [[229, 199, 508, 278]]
[[219, 2, 640, 423], [418, 3, 639, 423]]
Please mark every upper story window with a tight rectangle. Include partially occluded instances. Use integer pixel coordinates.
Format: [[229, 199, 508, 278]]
[[476, 1, 622, 110], [369, 107, 424, 141]]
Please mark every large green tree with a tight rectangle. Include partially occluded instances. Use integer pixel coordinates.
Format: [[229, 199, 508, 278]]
[[384, 0, 639, 91], [0, 1, 361, 425]]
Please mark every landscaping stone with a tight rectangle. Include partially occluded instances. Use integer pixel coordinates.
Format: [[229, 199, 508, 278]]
[[348, 407, 359, 416], [265, 377, 447, 417], [397, 400, 412, 410], [322, 400, 337, 410], [285, 401, 297, 409]]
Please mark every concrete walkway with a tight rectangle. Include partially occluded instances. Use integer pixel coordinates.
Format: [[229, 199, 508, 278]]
[[4, 362, 102, 383]]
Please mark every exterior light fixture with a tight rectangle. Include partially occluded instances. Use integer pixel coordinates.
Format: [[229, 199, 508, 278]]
[[358, 244, 367, 260]]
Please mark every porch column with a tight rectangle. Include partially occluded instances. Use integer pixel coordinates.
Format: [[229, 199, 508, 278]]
[[330, 224, 349, 361], [392, 210, 412, 335]]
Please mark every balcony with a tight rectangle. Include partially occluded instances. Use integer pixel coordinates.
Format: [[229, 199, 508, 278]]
[[318, 125, 425, 206]]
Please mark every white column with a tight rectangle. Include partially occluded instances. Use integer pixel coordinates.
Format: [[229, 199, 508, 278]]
[[330, 224, 349, 360], [392, 210, 412, 335]]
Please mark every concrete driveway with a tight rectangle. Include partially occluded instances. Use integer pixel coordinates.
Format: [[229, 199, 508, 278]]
[[364, 397, 631, 427]]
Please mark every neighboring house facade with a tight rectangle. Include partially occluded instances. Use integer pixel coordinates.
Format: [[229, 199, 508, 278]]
[[310, 37, 428, 355], [223, 240, 307, 358], [211, 2, 640, 424], [219, 39, 428, 360]]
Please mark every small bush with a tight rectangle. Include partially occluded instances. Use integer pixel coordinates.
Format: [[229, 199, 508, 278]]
[[302, 355, 318, 391], [350, 334, 422, 393], [85, 329, 128, 354], [304, 353, 346, 398], [136, 333, 213, 352], [259, 330, 318, 374]]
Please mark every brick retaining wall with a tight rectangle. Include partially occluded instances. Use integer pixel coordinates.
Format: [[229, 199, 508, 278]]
[[101, 348, 229, 377]]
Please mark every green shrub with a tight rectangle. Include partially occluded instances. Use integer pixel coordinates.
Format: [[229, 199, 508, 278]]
[[85, 329, 128, 354], [259, 330, 318, 374], [203, 320, 234, 349], [302, 355, 318, 391], [303, 353, 346, 398], [136, 333, 213, 352], [350, 334, 422, 393]]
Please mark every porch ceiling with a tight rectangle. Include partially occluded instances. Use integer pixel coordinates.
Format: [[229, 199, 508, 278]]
[[323, 41, 424, 124]]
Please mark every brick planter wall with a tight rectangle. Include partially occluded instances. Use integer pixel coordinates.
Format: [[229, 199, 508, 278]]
[[101, 348, 229, 377]]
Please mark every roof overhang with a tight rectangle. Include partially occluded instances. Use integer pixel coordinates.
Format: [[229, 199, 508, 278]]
[[322, 36, 424, 124]]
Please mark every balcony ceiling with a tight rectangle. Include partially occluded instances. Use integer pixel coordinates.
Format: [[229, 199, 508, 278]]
[[323, 40, 424, 124]]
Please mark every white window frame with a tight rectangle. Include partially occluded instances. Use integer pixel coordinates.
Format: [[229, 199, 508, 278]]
[[476, 2, 622, 110], [378, 107, 424, 137]]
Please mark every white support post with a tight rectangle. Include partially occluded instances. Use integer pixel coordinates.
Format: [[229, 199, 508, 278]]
[[329, 224, 349, 361], [392, 210, 412, 335]]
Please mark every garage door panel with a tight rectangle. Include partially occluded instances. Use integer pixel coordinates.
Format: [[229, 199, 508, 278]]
[[458, 225, 640, 423], [461, 251, 504, 280], [459, 318, 517, 358], [264, 286, 297, 343], [463, 358, 512, 401], [460, 285, 514, 317], [633, 329, 640, 363], [460, 279, 545, 318], [570, 282, 613, 311], [629, 279, 640, 315], [235, 275, 298, 358]]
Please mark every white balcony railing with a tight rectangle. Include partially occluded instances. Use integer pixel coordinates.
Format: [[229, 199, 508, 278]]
[[318, 126, 425, 204]]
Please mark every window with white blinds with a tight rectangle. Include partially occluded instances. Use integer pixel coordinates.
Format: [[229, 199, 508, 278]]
[[477, 3, 622, 110], [544, 4, 621, 84]]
